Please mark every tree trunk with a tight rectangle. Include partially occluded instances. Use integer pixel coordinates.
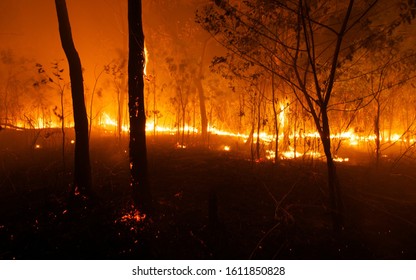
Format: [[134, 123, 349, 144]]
[[375, 101, 381, 167], [271, 73, 279, 164], [128, 0, 151, 211], [321, 110, 343, 232], [195, 37, 211, 146], [256, 95, 261, 161], [194, 78, 208, 144], [54, 0, 91, 197]]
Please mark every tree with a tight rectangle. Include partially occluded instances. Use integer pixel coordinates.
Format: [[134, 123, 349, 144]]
[[144, 0, 210, 145], [128, 0, 151, 211], [198, 0, 392, 231], [35, 62, 68, 173], [54, 0, 92, 198], [104, 60, 128, 143]]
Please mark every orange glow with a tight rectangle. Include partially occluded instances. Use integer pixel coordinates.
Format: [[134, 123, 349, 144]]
[[102, 112, 117, 127], [265, 150, 275, 160], [144, 43, 149, 76], [121, 209, 146, 223], [334, 157, 349, 162], [176, 143, 187, 149]]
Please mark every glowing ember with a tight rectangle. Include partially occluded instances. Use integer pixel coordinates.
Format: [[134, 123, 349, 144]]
[[176, 143, 187, 149], [70, 140, 75, 144], [334, 157, 349, 162], [121, 209, 146, 223], [223, 145, 230, 151], [35, 144, 41, 149]]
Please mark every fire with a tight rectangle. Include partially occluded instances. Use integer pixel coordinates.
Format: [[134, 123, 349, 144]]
[[281, 148, 304, 159], [99, 112, 129, 133], [223, 145, 230, 151], [121, 209, 146, 223], [334, 157, 349, 162], [176, 143, 187, 149], [266, 149, 275, 160], [144, 43, 149, 76], [102, 112, 117, 127]]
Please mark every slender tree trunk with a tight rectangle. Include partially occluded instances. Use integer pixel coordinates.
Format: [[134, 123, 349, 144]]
[[194, 78, 208, 144], [182, 105, 186, 147], [55, 0, 91, 197], [60, 89, 66, 174], [256, 95, 261, 160], [375, 101, 381, 167], [271, 73, 279, 164], [128, 0, 151, 211], [320, 110, 343, 232], [195, 37, 211, 145]]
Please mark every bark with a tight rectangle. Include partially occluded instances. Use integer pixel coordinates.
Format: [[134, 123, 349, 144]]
[[321, 110, 344, 232], [194, 37, 210, 145], [54, 0, 91, 197], [128, 0, 151, 211], [194, 78, 208, 143]]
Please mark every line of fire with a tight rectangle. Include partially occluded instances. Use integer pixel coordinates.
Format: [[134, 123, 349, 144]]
[[1, 0, 416, 260]]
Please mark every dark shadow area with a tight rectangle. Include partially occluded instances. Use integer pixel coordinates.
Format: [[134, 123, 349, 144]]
[[1, 129, 416, 259]]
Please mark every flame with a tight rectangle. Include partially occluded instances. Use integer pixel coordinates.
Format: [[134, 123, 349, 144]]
[[281, 148, 304, 159], [334, 157, 349, 162], [176, 142, 187, 149], [102, 112, 117, 126], [144, 43, 148, 76], [121, 209, 146, 223], [266, 149, 275, 160]]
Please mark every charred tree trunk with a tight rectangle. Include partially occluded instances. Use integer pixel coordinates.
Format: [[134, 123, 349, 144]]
[[54, 0, 91, 197], [128, 0, 151, 211], [320, 110, 343, 232]]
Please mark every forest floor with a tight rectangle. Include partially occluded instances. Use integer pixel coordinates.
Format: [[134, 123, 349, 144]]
[[1, 128, 416, 259]]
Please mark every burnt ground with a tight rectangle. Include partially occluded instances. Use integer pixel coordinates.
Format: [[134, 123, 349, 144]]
[[1, 128, 416, 259]]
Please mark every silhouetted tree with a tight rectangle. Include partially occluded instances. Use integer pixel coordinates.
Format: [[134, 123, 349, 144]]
[[198, 0, 393, 231], [55, 0, 92, 197], [128, 0, 151, 211]]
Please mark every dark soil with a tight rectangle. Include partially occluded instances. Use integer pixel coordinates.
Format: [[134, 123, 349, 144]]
[[1, 128, 416, 259]]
